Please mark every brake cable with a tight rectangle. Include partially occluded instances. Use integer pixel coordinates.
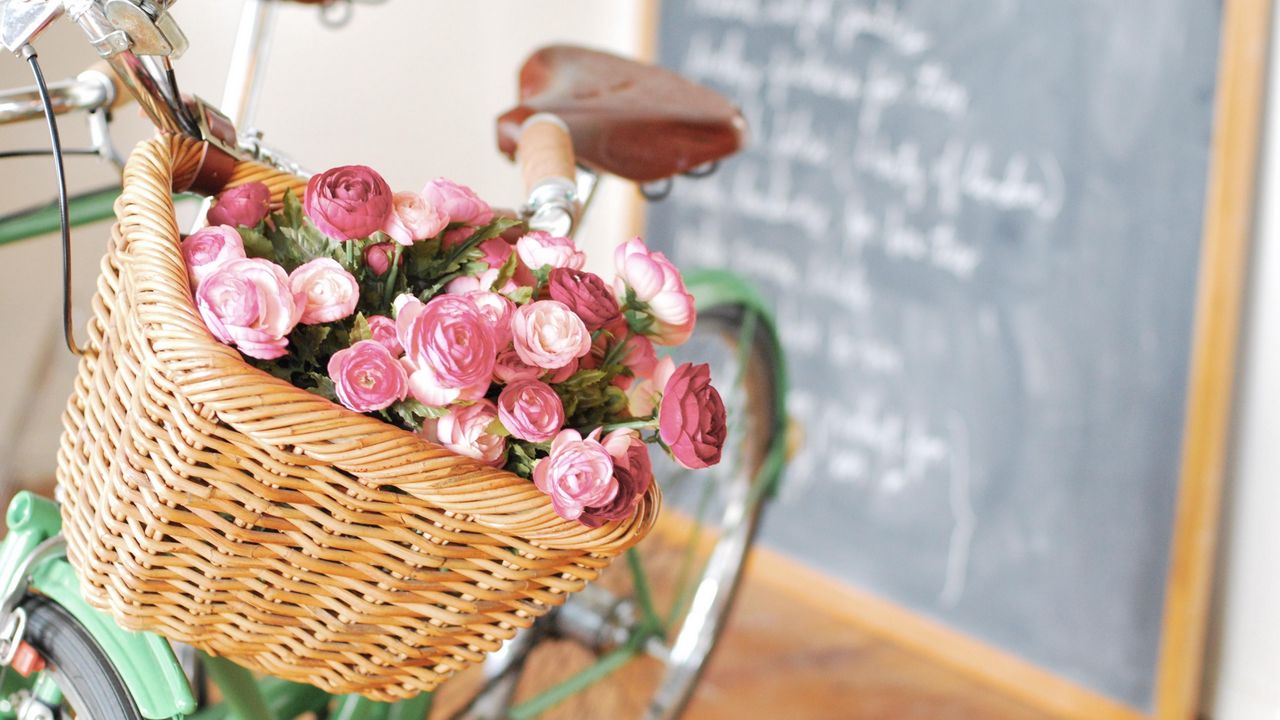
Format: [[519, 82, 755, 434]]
[[20, 44, 82, 356]]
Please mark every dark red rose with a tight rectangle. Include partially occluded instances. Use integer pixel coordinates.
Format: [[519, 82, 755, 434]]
[[581, 436, 653, 527], [547, 268, 622, 332], [658, 363, 726, 469], [304, 165, 392, 241]]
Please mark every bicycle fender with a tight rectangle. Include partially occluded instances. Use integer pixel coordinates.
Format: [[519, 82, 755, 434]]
[[683, 269, 790, 499]]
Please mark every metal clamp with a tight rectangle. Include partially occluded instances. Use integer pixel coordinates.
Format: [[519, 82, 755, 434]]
[[523, 176, 579, 237], [0, 535, 65, 665]]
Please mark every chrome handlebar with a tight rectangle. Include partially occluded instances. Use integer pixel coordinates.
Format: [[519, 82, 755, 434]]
[[0, 71, 113, 123]]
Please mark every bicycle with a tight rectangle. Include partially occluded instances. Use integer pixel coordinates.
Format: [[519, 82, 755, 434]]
[[0, 2, 788, 719]]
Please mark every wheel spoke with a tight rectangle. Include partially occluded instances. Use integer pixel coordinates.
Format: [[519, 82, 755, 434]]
[[626, 549, 665, 635]]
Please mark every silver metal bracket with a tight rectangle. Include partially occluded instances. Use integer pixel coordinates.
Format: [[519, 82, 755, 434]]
[[0, 0, 61, 54], [103, 0, 186, 57], [523, 176, 579, 238]]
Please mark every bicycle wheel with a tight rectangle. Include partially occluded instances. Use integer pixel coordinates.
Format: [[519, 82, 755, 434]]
[[15, 596, 145, 719], [450, 300, 786, 720]]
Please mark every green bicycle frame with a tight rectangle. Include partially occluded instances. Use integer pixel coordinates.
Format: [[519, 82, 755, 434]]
[[0, 186, 121, 247]]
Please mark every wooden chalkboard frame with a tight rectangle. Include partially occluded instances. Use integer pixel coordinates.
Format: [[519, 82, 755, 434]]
[[637, 0, 1271, 716]]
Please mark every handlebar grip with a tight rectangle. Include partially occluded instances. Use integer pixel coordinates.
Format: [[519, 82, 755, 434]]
[[78, 61, 133, 111], [517, 113, 576, 195]]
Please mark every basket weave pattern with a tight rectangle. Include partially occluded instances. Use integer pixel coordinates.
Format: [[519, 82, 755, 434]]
[[55, 135, 659, 700]]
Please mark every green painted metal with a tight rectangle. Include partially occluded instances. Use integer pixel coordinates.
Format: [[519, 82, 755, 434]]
[[188, 676, 332, 720], [0, 493, 195, 720], [29, 559, 195, 719], [202, 654, 273, 720], [386, 693, 433, 720], [332, 694, 391, 720], [683, 269, 790, 498], [0, 186, 120, 246], [30, 671, 63, 707]]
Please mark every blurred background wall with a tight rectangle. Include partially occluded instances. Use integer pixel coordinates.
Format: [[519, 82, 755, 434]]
[[0, 2, 1271, 718]]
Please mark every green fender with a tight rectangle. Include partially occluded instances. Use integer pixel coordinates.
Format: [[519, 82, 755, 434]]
[[683, 269, 790, 498], [4, 493, 196, 720]]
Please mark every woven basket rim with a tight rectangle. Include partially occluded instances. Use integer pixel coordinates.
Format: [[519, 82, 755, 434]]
[[112, 134, 658, 553]]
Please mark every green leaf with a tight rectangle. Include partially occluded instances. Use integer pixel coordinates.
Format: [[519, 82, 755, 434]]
[[280, 187, 304, 228], [239, 227, 273, 259], [387, 399, 448, 431], [486, 419, 511, 437], [504, 285, 534, 305], [349, 313, 372, 343], [492, 246, 520, 289]]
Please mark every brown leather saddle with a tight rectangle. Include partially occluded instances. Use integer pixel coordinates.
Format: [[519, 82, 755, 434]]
[[497, 45, 747, 184]]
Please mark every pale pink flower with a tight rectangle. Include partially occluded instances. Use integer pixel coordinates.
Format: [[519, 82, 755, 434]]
[[422, 178, 493, 227], [468, 291, 516, 349], [182, 225, 246, 287], [516, 231, 585, 274], [497, 380, 565, 443], [614, 238, 696, 345], [581, 430, 653, 527], [396, 295, 497, 403], [196, 258, 303, 360], [533, 429, 619, 521], [511, 300, 592, 370], [382, 190, 448, 246], [628, 356, 675, 417], [366, 315, 402, 355], [493, 347, 542, 384], [289, 258, 360, 325], [328, 340, 409, 412], [423, 400, 506, 466]]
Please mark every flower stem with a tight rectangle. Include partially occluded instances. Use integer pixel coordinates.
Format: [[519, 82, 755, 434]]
[[383, 244, 404, 306], [599, 417, 657, 432]]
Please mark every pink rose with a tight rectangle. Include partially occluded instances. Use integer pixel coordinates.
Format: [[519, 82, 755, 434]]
[[207, 182, 271, 228], [366, 315, 402, 355], [622, 334, 658, 378], [365, 242, 394, 276], [468, 291, 516, 349], [422, 178, 493, 227], [511, 300, 591, 370], [196, 258, 303, 360], [289, 258, 360, 325], [447, 269, 516, 296], [493, 347, 542, 384], [659, 363, 726, 469], [423, 400, 506, 466], [516, 231, 585, 275], [480, 237, 514, 269], [533, 429, 619, 521], [382, 191, 448, 246], [182, 225, 246, 287], [328, 340, 409, 412], [305, 165, 393, 241], [614, 238, 697, 345], [497, 380, 565, 443], [396, 294, 497, 402], [582, 430, 653, 527], [547, 268, 621, 331], [628, 356, 674, 417]]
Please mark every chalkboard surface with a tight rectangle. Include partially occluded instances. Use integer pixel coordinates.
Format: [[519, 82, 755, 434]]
[[647, 0, 1223, 709]]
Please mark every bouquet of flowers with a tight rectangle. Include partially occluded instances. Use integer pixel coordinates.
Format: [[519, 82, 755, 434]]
[[183, 165, 726, 526]]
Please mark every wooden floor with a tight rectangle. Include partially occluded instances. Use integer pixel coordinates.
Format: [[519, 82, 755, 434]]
[[431, 550, 1056, 720], [676, 562, 1054, 719]]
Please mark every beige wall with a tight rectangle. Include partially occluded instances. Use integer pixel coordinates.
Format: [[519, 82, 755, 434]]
[[0, 0, 646, 490]]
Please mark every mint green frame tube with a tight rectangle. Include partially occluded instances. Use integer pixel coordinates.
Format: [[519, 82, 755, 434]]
[[0, 186, 120, 246]]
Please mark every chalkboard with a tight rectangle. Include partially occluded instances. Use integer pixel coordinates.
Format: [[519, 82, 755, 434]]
[[645, 0, 1266, 715]]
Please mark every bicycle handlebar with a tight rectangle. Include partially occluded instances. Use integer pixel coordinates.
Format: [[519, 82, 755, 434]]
[[516, 113, 580, 237]]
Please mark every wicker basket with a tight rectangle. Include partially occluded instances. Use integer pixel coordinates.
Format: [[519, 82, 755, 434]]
[[55, 134, 660, 700]]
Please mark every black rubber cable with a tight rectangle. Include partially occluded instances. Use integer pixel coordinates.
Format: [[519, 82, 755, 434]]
[[22, 44, 81, 356]]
